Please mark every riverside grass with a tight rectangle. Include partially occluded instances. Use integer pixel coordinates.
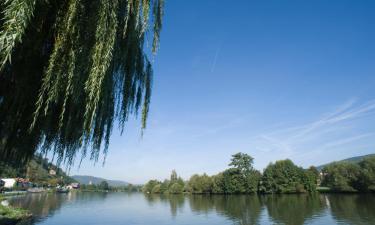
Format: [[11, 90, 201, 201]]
[[0, 198, 31, 223]]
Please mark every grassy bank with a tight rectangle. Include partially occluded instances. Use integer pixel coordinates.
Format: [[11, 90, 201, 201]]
[[0, 205, 31, 225], [0, 195, 31, 224]]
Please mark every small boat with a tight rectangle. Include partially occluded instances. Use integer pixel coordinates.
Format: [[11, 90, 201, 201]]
[[56, 187, 70, 193], [27, 187, 45, 193]]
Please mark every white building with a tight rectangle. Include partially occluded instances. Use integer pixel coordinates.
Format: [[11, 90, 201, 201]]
[[49, 169, 57, 175], [1, 178, 17, 188]]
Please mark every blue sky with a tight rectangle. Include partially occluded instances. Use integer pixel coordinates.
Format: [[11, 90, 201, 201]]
[[74, 0, 375, 184]]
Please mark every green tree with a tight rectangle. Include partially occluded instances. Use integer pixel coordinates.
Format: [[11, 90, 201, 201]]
[[301, 170, 317, 192], [188, 174, 212, 194], [142, 180, 160, 193], [308, 166, 320, 185], [169, 183, 183, 194], [229, 152, 254, 173], [160, 179, 170, 194], [244, 170, 261, 193], [259, 159, 312, 193], [358, 156, 375, 191], [321, 162, 361, 192], [99, 181, 109, 190], [151, 184, 162, 193], [222, 168, 246, 194], [0, 0, 165, 166], [212, 173, 225, 194], [224, 152, 259, 194], [170, 170, 178, 182]]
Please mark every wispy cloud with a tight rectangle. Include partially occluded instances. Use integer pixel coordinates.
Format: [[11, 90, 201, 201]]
[[210, 43, 222, 73], [250, 98, 375, 162], [289, 98, 357, 140], [318, 133, 375, 151]]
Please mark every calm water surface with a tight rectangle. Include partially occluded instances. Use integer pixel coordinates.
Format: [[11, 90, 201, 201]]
[[6, 192, 375, 225]]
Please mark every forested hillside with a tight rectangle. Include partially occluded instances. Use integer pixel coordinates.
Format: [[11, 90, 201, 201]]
[[0, 154, 75, 186], [317, 154, 375, 170]]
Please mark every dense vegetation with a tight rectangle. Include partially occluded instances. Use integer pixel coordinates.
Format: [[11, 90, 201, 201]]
[[259, 160, 317, 194], [142, 170, 185, 194], [0, 0, 165, 166], [0, 153, 75, 187], [80, 181, 141, 192], [143, 153, 318, 195], [321, 156, 375, 192]]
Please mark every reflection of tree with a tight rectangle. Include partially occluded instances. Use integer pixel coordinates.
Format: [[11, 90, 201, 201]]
[[188, 195, 216, 214], [216, 195, 262, 225], [143, 193, 162, 207], [262, 194, 326, 225], [166, 195, 185, 218], [9, 192, 108, 224], [144, 194, 185, 218], [9, 193, 66, 220], [189, 195, 262, 225], [328, 194, 375, 225]]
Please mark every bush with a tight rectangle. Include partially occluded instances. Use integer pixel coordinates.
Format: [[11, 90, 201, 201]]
[[169, 183, 184, 194]]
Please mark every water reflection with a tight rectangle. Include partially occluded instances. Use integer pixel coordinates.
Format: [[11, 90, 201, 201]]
[[9, 193, 67, 221], [8, 192, 109, 224], [189, 195, 262, 225], [144, 194, 185, 217], [7, 192, 375, 225], [262, 194, 326, 225], [328, 194, 375, 225]]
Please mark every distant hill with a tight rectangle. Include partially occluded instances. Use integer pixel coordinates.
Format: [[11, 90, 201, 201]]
[[317, 154, 375, 171], [72, 175, 129, 187]]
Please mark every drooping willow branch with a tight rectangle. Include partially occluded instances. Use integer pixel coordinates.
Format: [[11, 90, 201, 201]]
[[0, 0, 164, 166], [0, 0, 37, 70]]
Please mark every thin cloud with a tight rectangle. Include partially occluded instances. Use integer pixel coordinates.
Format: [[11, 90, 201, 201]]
[[290, 98, 357, 140], [250, 98, 375, 160], [319, 133, 375, 150], [210, 44, 222, 73]]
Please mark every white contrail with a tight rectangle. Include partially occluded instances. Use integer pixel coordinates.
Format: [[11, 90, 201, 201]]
[[210, 44, 222, 73]]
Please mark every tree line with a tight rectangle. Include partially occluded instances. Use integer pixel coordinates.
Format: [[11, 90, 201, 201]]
[[80, 182, 141, 192], [144, 153, 375, 195], [143, 153, 319, 195]]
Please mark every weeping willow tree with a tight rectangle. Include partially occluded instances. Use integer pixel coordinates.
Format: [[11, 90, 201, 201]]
[[0, 0, 164, 166]]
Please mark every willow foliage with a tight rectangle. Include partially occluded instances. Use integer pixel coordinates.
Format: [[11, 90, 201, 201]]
[[0, 0, 164, 165]]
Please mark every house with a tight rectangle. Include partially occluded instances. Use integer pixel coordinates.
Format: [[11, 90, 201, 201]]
[[0, 178, 31, 189], [67, 183, 80, 190], [1, 178, 17, 188], [71, 183, 80, 189], [49, 169, 57, 175]]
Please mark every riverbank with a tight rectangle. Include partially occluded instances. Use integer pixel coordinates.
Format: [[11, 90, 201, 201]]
[[316, 186, 375, 194], [0, 195, 31, 225]]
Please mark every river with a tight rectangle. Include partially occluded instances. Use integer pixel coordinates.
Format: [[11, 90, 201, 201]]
[[6, 192, 375, 225]]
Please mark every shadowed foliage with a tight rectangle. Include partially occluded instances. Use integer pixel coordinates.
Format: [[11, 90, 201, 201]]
[[0, 0, 164, 166]]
